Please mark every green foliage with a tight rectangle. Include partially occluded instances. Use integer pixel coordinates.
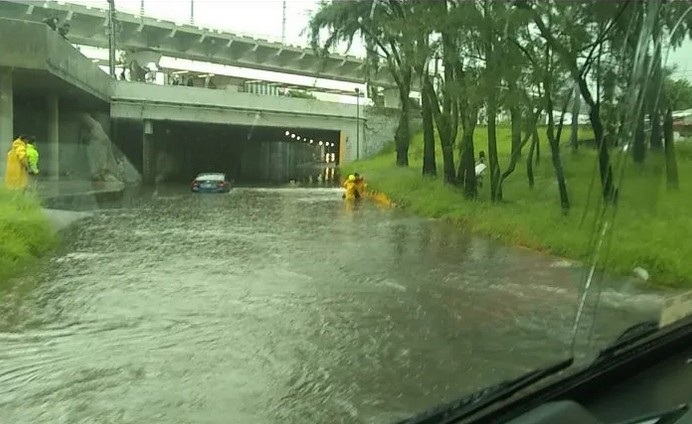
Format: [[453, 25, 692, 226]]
[[346, 127, 691, 288], [664, 78, 692, 110], [0, 189, 57, 285]]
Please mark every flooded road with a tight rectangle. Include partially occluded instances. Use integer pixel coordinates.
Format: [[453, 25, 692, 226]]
[[0, 186, 662, 424]]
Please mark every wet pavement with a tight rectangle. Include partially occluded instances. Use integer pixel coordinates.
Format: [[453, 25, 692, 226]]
[[0, 186, 663, 424]]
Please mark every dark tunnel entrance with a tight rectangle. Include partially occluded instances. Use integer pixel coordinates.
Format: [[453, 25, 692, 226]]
[[113, 120, 342, 185]]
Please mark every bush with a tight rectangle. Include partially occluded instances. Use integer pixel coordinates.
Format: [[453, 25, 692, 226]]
[[0, 189, 57, 284]]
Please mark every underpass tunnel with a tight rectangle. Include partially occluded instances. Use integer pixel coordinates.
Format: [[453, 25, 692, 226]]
[[112, 119, 342, 185]]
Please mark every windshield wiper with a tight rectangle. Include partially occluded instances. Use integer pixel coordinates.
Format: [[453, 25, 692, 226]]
[[596, 319, 659, 360], [395, 357, 574, 424]]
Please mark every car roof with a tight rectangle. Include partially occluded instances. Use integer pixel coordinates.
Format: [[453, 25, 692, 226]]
[[195, 172, 225, 181]]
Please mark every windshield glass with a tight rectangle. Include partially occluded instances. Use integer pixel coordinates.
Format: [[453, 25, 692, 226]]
[[196, 173, 225, 181], [0, 1, 690, 423]]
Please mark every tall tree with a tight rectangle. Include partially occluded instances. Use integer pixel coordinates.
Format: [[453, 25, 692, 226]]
[[482, 0, 503, 202], [411, 1, 436, 177], [308, 0, 415, 166], [519, 0, 628, 202]]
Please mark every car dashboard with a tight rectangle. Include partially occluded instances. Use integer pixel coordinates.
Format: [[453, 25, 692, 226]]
[[499, 341, 691, 424]]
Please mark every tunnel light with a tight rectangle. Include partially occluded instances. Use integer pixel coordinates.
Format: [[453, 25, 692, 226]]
[[291, 133, 296, 139], [285, 130, 290, 136]]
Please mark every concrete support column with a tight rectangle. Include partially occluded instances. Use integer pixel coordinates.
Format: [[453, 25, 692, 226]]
[[46, 94, 60, 179], [142, 120, 154, 185], [0, 68, 13, 177]]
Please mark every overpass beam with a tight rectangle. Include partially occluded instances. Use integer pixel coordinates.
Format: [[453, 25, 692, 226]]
[[46, 94, 59, 180], [142, 120, 155, 185], [0, 68, 13, 177]]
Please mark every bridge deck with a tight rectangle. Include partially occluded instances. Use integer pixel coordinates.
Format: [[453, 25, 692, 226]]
[[0, 0, 397, 88]]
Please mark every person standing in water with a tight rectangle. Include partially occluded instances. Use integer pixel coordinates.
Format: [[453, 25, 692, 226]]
[[342, 174, 358, 200]]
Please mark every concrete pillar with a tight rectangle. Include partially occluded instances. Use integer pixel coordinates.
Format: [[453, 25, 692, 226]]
[[46, 94, 60, 179], [0, 68, 13, 177], [142, 120, 154, 184]]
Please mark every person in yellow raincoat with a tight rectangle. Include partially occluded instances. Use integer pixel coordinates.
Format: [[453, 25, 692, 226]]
[[342, 174, 358, 201], [4, 135, 29, 190]]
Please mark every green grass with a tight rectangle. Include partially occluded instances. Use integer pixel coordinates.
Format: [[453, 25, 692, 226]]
[[0, 188, 57, 285], [345, 126, 692, 289]]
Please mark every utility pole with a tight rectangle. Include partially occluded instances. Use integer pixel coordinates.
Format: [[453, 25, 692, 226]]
[[107, 0, 116, 78], [190, 0, 195, 25], [139, 0, 144, 17], [281, 0, 287, 44]]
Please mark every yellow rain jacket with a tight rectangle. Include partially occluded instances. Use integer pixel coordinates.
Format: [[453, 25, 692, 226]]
[[26, 143, 39, 175], [343, 175, 358, 201], [4, 138, 29, 190], [343, 180, 359, 200]]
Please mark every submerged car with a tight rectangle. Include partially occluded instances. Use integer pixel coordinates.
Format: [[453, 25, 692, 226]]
[[191, 172, 231, 193]]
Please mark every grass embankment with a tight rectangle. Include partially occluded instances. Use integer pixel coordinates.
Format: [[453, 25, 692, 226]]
[[0, 188, 56, 285], [345, 126, 692, 288]]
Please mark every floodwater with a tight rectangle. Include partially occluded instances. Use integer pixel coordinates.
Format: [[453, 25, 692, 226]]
[[0, 186, 663, 424]]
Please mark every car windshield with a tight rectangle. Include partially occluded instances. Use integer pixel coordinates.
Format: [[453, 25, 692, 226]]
[[196, 173, 225, 181], [0, 1, 691, 424]]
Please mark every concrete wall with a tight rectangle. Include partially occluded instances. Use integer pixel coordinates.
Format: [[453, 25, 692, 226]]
[[110, 82, 405, 163], [112, 82, 360, 121], [0, 18, 48, 70], [0, 17, 112, 101]]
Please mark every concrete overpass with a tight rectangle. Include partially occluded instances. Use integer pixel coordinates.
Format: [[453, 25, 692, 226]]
[[0, 0, 398, 89], [0, 17, 400, 184]]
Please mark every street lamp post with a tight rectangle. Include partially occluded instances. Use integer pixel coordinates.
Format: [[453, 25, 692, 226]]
[[107, 0, 116, 78], [355, 87, 360, 160], [190, 0, 195, 25]]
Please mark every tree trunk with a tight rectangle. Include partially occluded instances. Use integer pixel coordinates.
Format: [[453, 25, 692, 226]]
[[535, 125, 541, 163], [570, 84, 580, 152], [526, 128, 538, 189], [485, 4, 501, 202], [458, 130, 477, 198], [650, 109, 663, 151], [546, 91, 570, 214], [663, 106, 678, 190], [487, 98, 501, 202], [510, 106, 522, 157], [421, 80, 436, 176], [633, 108, 647, 163], [508, 77, 522, 157], [500, 108, 542, 191], [441, 142, 455, 184], [588, 103, 615, 201], [395, 88, 411, 167]]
